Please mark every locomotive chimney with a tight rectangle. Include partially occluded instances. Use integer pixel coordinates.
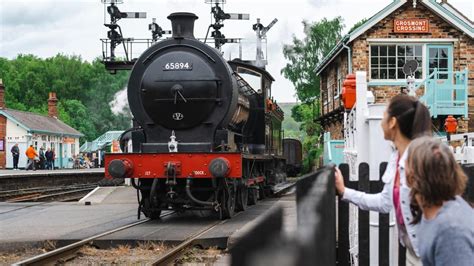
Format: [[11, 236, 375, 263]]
[[167, 12, 198, 39]]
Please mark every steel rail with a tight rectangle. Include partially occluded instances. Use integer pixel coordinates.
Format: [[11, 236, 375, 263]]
[[152, 182, 296, 265], [151, 220, 225, 265], [272, 181, 297, 196], [0, 183, 97, 193], [0, 184, 98, 199], [8, 187, 97, 203], [13, 211, 175, 266]]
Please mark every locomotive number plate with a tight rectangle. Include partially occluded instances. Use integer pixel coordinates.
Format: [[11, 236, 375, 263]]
[[163, 62, 193, 71]]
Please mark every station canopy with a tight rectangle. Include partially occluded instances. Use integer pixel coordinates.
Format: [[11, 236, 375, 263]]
[[80, 130, 124, 153]]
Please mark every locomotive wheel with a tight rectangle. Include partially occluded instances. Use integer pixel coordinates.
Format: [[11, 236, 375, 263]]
[[219, 180, 235, 220], [247, 187, 258, 206], [235, 184, 248, 212]]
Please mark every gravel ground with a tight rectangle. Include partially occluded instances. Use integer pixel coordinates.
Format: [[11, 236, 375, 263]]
[[0, 240, 56, 265], [174, 247, 225, 265], [70, 242, 170, 265], [66, 242, 224, 265]]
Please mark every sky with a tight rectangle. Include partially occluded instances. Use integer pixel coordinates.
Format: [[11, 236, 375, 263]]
[[1, 0, 473, 103]]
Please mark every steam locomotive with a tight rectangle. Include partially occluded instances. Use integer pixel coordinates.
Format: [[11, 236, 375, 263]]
[[105, 12, 296, 219]]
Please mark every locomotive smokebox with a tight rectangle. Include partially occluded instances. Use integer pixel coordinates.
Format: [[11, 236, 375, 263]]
[[167, 12, 198, 39]]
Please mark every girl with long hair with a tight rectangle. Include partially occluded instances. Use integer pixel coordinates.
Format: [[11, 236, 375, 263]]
[[405, 137, 473, 266]]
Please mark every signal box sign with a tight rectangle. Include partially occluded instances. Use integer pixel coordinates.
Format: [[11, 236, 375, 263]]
[[394, 19, 429, 33]]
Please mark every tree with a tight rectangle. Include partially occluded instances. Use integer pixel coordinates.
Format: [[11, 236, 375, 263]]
[[281, 17, 344, 172], [58, 100, 97, 142], [348, 18, 368, 33], [0, 54, 131, 144], [281, 17, 344, 104]]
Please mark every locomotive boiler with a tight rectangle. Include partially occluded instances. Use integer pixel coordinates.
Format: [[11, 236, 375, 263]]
[[105, 12, 289, 219]]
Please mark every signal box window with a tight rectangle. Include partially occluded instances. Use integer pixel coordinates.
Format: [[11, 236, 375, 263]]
[[429, 47, 449, 79], [370, 44, 422, 80]]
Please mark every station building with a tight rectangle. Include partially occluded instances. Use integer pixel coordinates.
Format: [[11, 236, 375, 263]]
[[315, 0, 474, 140], [0, 80, 83, 169]]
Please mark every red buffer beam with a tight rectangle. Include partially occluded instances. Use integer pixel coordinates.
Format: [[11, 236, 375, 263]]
[[105, 153, 242, 179]]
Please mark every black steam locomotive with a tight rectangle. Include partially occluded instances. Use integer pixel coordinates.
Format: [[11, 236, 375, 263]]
[[106, 12, 295, 219]]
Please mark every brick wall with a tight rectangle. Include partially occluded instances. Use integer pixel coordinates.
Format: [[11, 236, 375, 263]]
[[319, 1, 474, 133], [320, 53, 348, 115], [325, 120, 344, 140], [464, 38, 474, 131], [352, 2, 473, 89], [0, 115, 6, 168]]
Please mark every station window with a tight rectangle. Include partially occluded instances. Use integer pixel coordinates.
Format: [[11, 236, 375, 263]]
[[370, 44, 423, 80], [335, 67, 342, 99], [332, 84, 338, 101], [429, 47, 449, 79], [326, 86, 331, 104]]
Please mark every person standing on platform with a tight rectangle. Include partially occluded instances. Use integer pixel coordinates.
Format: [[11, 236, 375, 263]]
[[10, 143, 20, 170], [406, 137, 473, 266], [51, 147, 56, 170], [25, 145, 38, 171], [45, 148, 53, 170], [334, 95, 432, 266], [39, 147, 46, 169]]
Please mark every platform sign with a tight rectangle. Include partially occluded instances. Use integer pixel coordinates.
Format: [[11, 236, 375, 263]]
[[394, 19, 429, 33], [63, 137, 75, 144]]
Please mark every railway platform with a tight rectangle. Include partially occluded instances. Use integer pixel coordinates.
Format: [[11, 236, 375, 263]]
[[0, 168, 106, 191], [0, 186, 296, 254], [0, 168, 103, 178]]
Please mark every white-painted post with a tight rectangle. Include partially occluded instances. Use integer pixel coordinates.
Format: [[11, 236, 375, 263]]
[[355, 71, 369, 166]]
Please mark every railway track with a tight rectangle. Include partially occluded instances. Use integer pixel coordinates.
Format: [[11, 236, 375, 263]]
[[151, 220, 225, 265], [273, 180, 297, 196], [10, 181, 296, 265], [0, 184, 98, 202], [150, 182, 298, 264], [12, 211, 175, 266]]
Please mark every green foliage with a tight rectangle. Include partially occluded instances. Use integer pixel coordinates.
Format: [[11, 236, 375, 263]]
[[280, 103, 305, 139], [348, 18, 368, 33], [281, 17, 345, 104], [282, 17, 344, 172], [58, 100, 96, 141], [0, 54, 130, 144]]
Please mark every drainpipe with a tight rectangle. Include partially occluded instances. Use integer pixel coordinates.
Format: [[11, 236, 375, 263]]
[[342, 42, 352, 74]]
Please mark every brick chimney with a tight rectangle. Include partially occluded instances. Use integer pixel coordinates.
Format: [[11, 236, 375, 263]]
[[48, 92, 58, 118], [0, 79, 5, 109]]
